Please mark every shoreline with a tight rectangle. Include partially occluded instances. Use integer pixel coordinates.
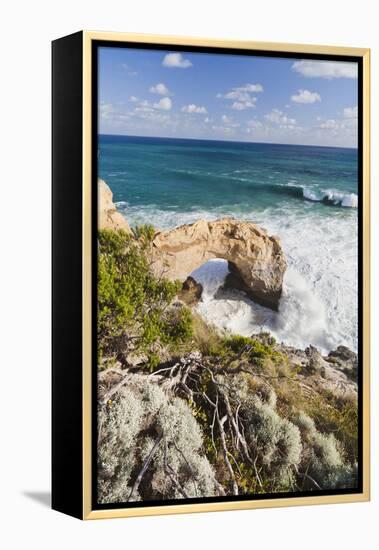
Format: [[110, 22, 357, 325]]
[[100, 177, 358, 355], [97, 183, 359, 502]]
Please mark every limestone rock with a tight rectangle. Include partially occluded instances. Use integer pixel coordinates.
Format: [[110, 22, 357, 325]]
[[178, 276, 203, 306], [326, 345, 358, 381], [276, 340, 358, 400], [150, 217, 287, 310], [98, 178, 131, 232]]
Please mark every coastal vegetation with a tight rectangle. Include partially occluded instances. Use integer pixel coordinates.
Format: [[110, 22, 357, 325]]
[[98, 228, 193, 368], [97, 223, 358, 503]]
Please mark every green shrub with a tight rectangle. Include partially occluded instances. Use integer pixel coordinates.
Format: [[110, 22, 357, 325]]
[[222, 334, 254, 353], [132, 223, 155, 242], [191, 313, 223, 356], [219, 335, 284, 368], [98, 228, 193, 362]]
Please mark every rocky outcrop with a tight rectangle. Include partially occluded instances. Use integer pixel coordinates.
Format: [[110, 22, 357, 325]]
[[272, 339, 358, 400], [98, 178, 131, 232], [326, 345, 358, 381], [150, 218, 286, 310], [178, 276, 203, 306]]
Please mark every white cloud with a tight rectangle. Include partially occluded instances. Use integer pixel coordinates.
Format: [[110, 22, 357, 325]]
[[241, 83, 264, 93], [231, 100, 256, 110], [100, 103, 114, 119], [265, 109, 296, 128], [162, 53, 192, 68], [121, 63, 137, 76], [317, 106, 358, 135], [319, 119, 338, 129], [212, 125, 235, 135], [204, 117, 211, 123], [343, 105, 358, 119], [132, 96, 173, 113], [292, 60, 358, 79], [153, 97, 172, 111], [217, 83, 261, 110], [247, 119, 263, 129], [149, 83, 172, 96], [134, 99, 154, 113], [231, 102, 245, 111], [181, 104, 207, 114], [224, 90, 247, 101], [318, 107, 358, 135], [220, 114, 240, 128], [291, 89, 321, 104]]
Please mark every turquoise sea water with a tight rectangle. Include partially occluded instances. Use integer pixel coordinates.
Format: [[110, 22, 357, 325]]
[[99, 135, 358, 353]]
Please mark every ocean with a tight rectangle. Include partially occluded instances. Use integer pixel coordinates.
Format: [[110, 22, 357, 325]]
[[98, 134, 359, 353]]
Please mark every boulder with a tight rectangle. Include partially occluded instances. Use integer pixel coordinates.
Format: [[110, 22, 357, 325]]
[[326, 345, 358, 381], [177, 276, 203, 305], [150, 217, 286, 310], [98, 178, 131, 232]]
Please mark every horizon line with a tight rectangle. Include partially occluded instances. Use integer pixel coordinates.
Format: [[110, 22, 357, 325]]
[[98, 133, 358, 151]]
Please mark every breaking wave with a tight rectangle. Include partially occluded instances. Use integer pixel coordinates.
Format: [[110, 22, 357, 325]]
[[286, 183, 358, 208], [115, 195, 358, 353]]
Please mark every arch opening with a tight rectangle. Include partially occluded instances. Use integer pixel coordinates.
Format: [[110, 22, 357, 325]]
[[151, 218, 286, 311]]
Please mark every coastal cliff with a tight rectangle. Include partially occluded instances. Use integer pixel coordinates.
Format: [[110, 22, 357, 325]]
[[98, 178, 131, 232], [97, 178, 359, 503]]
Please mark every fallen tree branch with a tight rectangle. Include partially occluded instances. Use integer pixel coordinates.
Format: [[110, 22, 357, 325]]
[[127, 433, 164, 502]]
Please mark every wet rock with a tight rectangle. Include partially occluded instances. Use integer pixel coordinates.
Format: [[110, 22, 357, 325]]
[[326, 345, 358, 381], [178, 276, 203, 305]]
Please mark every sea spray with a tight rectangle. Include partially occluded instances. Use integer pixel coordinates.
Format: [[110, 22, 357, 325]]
[[187, 204, 358, 354], [191, 259, 229, 302], [190, 262, 337, 354], [101, 136, 358, 353]]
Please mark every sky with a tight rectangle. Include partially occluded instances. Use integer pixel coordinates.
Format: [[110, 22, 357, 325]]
[[99, 46, 358, 148]]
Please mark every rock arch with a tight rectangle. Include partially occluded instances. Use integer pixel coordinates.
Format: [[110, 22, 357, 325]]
[[150, 218, 287, 310]]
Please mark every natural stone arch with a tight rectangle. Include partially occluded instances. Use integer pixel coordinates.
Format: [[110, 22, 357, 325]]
[[150, 218, 287, 310], [98, 180, 287, 311]]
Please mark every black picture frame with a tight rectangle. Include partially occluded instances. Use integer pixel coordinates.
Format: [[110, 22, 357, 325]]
[[52, 31, 370, 520]]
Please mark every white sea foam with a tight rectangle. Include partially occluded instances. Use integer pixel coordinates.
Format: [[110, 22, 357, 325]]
[[116, 202, 358, 353], [193, 263, 338, 353], [191, 260, 229, 303], [116, 202, 222, 229], [262, 209, 358, 352], [296, 185, 358, 208]]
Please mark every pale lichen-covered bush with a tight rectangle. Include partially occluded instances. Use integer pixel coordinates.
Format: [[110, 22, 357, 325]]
[[245, 396, 302, 473], [255, 385, 277, 409], [293, 412, 356, 489], [97, 375, 220, 503], [149, 396, 221, 499], [217, 373, 302, 491], [229, 372, 356, 492], [97, 387, 143, 503]]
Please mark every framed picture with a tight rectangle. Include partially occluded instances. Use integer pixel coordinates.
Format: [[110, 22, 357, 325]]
[[52, 31, 370, 520]]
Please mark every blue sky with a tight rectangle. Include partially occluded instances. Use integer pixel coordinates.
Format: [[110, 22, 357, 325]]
[[99, 47, 358, 147]]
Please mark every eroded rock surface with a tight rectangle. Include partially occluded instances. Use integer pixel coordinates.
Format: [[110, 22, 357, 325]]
[[98, 178, 131, 232], [178, 276, 203, 306], [150, 218, 287, 310]]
